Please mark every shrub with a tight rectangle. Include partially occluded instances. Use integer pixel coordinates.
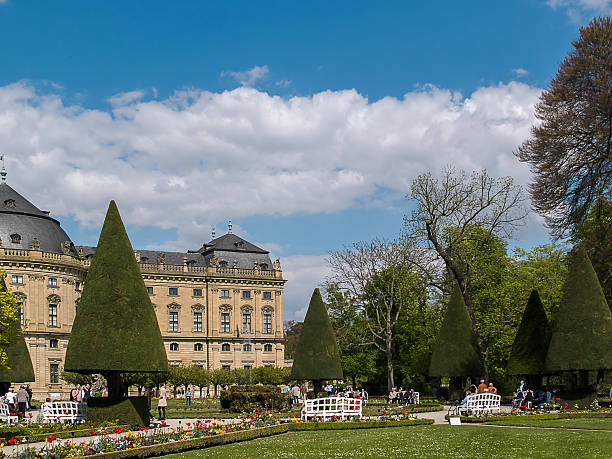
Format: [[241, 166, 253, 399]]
[[220, 386, 291, 412], [87, 397, 150, 426]]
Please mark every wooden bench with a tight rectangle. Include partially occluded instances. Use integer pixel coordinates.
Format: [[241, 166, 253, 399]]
[[41, 401, 87, 423], [453, 393, 501, 416], [301, 396, 362, 421], [0, 403, 18, 424]]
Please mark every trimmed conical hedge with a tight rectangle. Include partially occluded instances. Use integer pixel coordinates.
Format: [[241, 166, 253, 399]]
[[429, 281, 484, 377], [508, 290, 550, 376], [546, 247, 612, 372], [64, 201, 168, 373], [0, 277, 34, 383], [291, 288, 343, 381]]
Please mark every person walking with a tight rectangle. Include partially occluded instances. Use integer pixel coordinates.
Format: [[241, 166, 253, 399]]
[[291, 384, 301, 404], [16, 386, 28, 418], [157, 384, 167, 420], [185, 387, 192, 407]]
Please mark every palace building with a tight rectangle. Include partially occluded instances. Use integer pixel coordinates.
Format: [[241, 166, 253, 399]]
[[0, 180, 286, 399]]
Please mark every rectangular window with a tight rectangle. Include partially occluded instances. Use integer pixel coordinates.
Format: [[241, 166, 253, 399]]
[[220, 289, 230, 298], [49, 339, 58, 348], [263, 313, 272, 334], [242, 313, 251, 334], [193, 288, 202, 297], [49, 304, 58, 327], [169, 311, 179, 332], [242, 290, 251, 299], [147, 286, 153, 295], [48, 277, 58, 287], [221, 313, 230, 333], [193, 312, 203, 332], [263, 291, 272, 300], [11, 275, 23, 285], [75, 281, 81, 291], [169, 287, 178, 296], [221, 365, 231, 370], [50, 363, 59, 384]]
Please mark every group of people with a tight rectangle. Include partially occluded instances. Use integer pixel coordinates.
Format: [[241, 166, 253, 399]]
[[2, 385, 32, 418], [287, 383, 369, 405], [511, 380, 552, 409], [464, 379, 498, 397], [68, 384, 92, 402], [388, 387, 418, 405]]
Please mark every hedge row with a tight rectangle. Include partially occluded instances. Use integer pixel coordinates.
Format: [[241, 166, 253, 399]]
[[445, 412, 612, 423], [87, 419, 434, 458]]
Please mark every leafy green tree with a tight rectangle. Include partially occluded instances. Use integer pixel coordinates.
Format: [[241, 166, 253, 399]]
[[573, 198, 612, 310], [64, 201, 168, 398], [516, 17, 612, 237], [326, 285, 379, 389], [291, 288, 342, 393], [0, 274, 21, 370], [188, 365, 211, 397], [167, 365, 190, 396], [405, 167, 528, 380], [545, 247, 612, 386], [507, 290, 550, 385], [60, 371, 92, 387], [121, 372, 151, 395], [253, 366, 289, 385], [429, 282, 484, 380], [283, 321, 303, 360], [0, 276, 34, 392], [210, 368, 236, 396]]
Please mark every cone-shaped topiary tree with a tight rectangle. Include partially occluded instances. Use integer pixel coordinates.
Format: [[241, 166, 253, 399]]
[[0, 277, 34, 395], [507, 290, 550, 385], [291, 288, 342, 394], [429, 281, 484, 380], [64, 201, 168, 399], [545, 247, 612, 383]]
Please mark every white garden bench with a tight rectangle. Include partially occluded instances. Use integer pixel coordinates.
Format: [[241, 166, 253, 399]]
[[456, 393, 501, 416], [42, 401, 87, 423], [0, 403, 18, 424], [301, 396, 362, 421]]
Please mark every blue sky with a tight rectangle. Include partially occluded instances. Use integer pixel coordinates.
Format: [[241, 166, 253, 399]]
[[0, 0, 609, 319]]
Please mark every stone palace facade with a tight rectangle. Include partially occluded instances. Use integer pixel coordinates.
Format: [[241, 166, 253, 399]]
[[0, 182, 286, 399]]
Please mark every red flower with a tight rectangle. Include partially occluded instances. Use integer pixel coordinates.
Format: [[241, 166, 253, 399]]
[[46, 435, 57, 443], [8, 438, 18, 445], [89, 431, 96, 435], [28, 413, 32, 418], [17, 412, 22, 415], [161, 421, 167, 426], [186, 422, 190, 426], [113, 427, 123, 434]]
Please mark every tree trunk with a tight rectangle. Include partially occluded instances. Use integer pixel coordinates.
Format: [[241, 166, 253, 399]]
[[313, 379, 324, 396], [105, 371, 123, 399], [386, 338, 394, 394]]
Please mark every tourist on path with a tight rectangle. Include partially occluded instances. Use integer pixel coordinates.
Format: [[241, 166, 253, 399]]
[[157, 384, 167, 420]]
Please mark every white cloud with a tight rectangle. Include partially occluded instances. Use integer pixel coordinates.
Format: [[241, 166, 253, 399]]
[[0, 80, 541, 252], [221, 65, 269, 87], [512, 68, 529, 76], [280, 255, 331, 320], [275, 80, 292, 87], [107, 90, 146, 107], [546, 0, 612, 21]]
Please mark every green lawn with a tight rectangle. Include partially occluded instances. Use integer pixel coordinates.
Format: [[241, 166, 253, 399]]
[[164, 425, 612, 458], [486, 417, 612, 430]]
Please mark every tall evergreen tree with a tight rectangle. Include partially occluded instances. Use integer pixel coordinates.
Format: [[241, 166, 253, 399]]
[[0, 277, 34, 393], [545, 247, 612, 377], [291, 288, 342, 393], [507, 290, 550, 379], [429, 281, 484, 379], [64, 201, 167, 398]]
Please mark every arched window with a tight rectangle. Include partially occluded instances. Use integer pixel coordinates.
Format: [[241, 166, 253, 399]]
[[243, 343, 252, 352], [264, 344, 273, 352], [169, 343, 179, 351], [221, 343, 231, 352], [194, 343, 203, 352]]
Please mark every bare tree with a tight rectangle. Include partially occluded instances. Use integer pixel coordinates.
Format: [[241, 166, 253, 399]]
[[403, 167, 528, 380], [327, 238, 430, 393]]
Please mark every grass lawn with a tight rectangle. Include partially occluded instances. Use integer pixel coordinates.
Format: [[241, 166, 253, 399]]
[[163, 425, 612, 458], [486, 417, 612, 430]]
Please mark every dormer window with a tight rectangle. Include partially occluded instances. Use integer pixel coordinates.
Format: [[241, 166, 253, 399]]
[[234, 241, 245, 249], [260, 263, 268, 270], [141, 256, 149, 263], [10, 233, 21, 244], [219, 260, 228, 268], [4, 199, 15, 208]]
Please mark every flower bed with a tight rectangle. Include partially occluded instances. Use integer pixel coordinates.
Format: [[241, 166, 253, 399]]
[[445, 409, 612, 423], [0, 422, 122, 442], [1, 414, 433, 458]]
